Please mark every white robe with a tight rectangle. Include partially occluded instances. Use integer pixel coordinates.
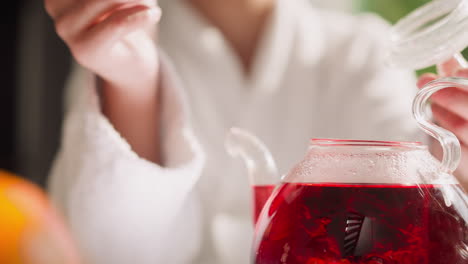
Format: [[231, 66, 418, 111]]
[[48, 0, 421, 263]]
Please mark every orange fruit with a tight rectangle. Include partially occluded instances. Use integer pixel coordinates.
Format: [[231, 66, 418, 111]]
[[0, 170, 80, 264]]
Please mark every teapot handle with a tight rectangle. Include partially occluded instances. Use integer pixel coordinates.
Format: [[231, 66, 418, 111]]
[[413, 77, 468, 173]]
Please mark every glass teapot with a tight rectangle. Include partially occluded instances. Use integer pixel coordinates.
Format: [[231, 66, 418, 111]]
[[225, 1, 468, 263]]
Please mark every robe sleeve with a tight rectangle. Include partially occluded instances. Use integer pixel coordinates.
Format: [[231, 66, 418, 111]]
[[47, 51, 204, 264]]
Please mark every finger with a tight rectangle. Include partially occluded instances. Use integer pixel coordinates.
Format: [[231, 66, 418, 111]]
[[455, 69, 468, 78], [86, 5, 161, 46], [429, 87, 468, 121], [53, 1, 112, 40], [432, 103, 468, 145], [46, 0, 155, 18], [88, 0, 158, 27], [54, 0, 156, 41], [453, 69, 468, 93], [436, 53, 468, 77], [72, 6, 160, 64], [417, 73, 437, 89]]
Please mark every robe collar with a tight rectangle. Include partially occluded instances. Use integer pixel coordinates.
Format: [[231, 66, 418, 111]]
[[159, 0, 316, 94]]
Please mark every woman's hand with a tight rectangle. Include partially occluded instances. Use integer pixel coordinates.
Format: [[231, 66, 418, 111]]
[[45, 0, 161, 89], [417, 58, 468, 187], [45, 0, 163, 163]]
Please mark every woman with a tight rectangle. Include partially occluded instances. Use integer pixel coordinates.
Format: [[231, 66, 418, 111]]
[[44, 0, 468, 263]]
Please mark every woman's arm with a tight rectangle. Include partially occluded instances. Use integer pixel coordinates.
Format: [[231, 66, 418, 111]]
[[45, 1, 205, 262], [101, 77, 161, 163], [48, 56, 205, 264], [45, 0, 162, 163]]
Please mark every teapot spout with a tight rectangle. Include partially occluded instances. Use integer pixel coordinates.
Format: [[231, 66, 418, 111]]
[[225, 127, 279, 186], [225, 128, 280, 223]]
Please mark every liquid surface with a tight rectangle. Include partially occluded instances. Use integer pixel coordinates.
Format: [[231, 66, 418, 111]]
[[253, 183, 468, 264]]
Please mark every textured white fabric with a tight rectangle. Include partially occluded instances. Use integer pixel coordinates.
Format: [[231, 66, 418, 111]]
[[49, 0, 422, 263], [49, 54, 205, 264]]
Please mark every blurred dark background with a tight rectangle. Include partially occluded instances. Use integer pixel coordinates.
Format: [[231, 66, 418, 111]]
[[3, 0, 465, 188], [1, 0, 71, 186], [0, 1, 21, 175]]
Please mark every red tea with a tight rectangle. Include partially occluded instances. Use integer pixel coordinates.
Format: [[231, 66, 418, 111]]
[[253, 185, 276, 223], [253, 183, 468, 264]]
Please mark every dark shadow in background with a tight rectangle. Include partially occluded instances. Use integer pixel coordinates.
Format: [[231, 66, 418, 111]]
[[0, 1, 20, 174], [0, 0, 71, 187]]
